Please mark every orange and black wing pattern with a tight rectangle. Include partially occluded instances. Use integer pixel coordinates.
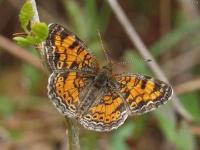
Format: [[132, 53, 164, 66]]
[[114, 74, 173, 115], [48, 71, 94, 117], [80, 90, 128, 131], [43, 23, 99, 73], [45, 23, 173, 132]]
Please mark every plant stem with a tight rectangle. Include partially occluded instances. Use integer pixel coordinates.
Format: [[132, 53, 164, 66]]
[[30, 0, 40, 23], [65, 117, 80, 150], [29, 0, 80, 149], [175, 78, 200, 95]]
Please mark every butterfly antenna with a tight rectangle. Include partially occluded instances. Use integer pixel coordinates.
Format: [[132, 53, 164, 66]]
[[112, 57, 152, 66], [97, 30, 112, 65]]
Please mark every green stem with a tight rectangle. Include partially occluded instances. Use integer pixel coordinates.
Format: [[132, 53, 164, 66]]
[[28, 0, 80, 149], [65, 117, 80, 150]]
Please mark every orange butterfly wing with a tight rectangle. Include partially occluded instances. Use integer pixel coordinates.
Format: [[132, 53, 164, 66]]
[[80, 90, 128, 131], [114, 74, 173, 115], [43, 23, 99, 73], [48, 72, 94, 117]]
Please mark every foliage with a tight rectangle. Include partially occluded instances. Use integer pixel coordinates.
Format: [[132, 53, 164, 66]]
[[111, 122, 135, 150], [180, 92, 200, 123], [13, 22, 48, 46], [19, 0, 34, 32], [13, 0, 48, 46]]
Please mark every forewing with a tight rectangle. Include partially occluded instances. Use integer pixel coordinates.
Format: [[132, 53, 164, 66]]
[[43, 23, 99, 73], [114, 74, 173, 115], [48, 72, 94, 117], [80, 90, 128, 132]]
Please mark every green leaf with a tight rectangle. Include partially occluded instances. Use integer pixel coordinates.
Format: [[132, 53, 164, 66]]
[[176, 122, 196, 150], [131, 116, 147, 140], [154, 105, 177, 142], [31, 22, 49, 42], [155, 105, 196, 150], [64, 0, 86, 38], [13, 22, 48, 46], [13, 36, 34, 46], [180, 92, 200, 123], [110, 122, 134, 150], [81, 132, 98, 150], [19, 0, 34, 32], [85, 0, 98, 38], [16, 1, 48, 47]]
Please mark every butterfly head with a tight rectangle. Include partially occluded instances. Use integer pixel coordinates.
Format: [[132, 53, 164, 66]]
[[94, 63, 112, 88]]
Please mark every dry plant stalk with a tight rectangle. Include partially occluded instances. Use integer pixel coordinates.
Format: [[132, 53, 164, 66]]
[[0, 35, 44, 71]]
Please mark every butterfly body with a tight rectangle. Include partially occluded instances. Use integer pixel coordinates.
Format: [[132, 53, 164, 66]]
[[75, 64, 117, 118], [44, 23, 173, 132]]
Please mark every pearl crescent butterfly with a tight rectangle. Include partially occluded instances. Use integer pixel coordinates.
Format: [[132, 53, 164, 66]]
[[43, 23, 173, 132]]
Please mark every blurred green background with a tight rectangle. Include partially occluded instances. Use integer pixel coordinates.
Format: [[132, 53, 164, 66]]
[[0, 0, 200, 150]]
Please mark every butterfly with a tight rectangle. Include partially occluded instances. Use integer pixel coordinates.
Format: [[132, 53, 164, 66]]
[[42, 23, 173, 131]]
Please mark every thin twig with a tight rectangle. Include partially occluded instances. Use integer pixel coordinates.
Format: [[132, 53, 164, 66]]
[[0, 35, 44, 72], [175, 78, 200, 95], [29, 0, 80, 150], [107, 0, 193, 122]]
